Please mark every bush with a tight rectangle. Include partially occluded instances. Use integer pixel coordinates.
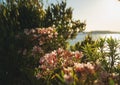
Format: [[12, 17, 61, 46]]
[[1, 0, 120, 85], [35, 47, 120, 85]]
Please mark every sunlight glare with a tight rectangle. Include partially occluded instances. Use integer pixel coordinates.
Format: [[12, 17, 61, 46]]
[[86, 0, 120, 32]]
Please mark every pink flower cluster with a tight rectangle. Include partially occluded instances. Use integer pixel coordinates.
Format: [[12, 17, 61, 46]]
[[38, 48, 83, 72], [22, 27, 58, 56], [36, 48, 96, 82], [31, 46, 44, 57], [74, 62, 95, 74], [63, 67, 74, 84], [94, 71, 120, 84], [62, 62, 95, 84], [24, 27, 58, 46], [39, 50, 58, 70], [37, 27, 58, 39]]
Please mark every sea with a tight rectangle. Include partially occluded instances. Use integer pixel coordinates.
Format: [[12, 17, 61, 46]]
[[68, 32, 120, 64], [69, 32, 120, 45]]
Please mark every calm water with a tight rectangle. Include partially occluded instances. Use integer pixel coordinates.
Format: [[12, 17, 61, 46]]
[[69, 33, 120, 64], [69, 33, 120, 45]]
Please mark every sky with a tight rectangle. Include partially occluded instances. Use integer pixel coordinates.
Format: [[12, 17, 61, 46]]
[[47, 0, 120, 32], [67, 0, 120, 32]]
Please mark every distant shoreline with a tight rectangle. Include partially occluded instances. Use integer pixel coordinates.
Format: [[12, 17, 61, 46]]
[[82, 31, 120, 34]]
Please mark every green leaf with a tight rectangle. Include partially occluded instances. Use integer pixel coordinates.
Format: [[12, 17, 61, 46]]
[[3, 9, 6, 17], [55, 73, 64, 83], [109, 78, 115, 85]]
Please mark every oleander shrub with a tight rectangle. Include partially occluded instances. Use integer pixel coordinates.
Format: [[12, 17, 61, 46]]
[[70, 35, 120, 85], [35, 46, 120, 85], [0, 0, 86, 85], [1, 0, 120, 85]]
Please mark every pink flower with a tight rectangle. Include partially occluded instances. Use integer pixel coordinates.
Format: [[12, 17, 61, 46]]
[[32, 46, 43, 56], [30, 29, 36, 33], [40, 65, 47, 70], [48, 27, 54, 31], [48, 34, 53, 38], [63, 73, 73, 84], [85, 62, 95, 74], [74, 62, 95, 74], [85, 62, 94, 70], [45, 51, 57, 65], [74, 63, 85, 72], [39, 57, 45, 64], [54, 32, 58, 37], [39, 50, 58, 71], [57, 48, 64, 54], [24, 29, 30, 35], [39, 40, 44, 45], [63, 67, 73, 74], [36, 73, 42, 79], [74, 51, 83, 59]]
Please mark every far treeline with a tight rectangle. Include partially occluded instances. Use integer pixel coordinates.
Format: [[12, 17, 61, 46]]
[[83, 31, 120, 34]]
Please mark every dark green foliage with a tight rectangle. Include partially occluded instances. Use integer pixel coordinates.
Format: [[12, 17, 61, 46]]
[[0, 1, 44, 85], [106, 37, 120, 72], [70, 35, 120, 70], [44, 1, 86, 39], [70, 34, 95, 51], [0, 0, 85, 85], [70, 35, 97, 62], [70, 35, 120, 84]]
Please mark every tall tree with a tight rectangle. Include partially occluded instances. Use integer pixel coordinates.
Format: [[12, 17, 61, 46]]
[[44, 1, 86, 40]]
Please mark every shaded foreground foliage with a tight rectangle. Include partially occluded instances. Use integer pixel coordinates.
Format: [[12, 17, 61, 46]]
[[0, 0, 120, 85], [37, 35, 120, 85], [0, 0, 85, 85]]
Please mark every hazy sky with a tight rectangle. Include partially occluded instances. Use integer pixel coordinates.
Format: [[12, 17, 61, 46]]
[[66, 0, 120, 32], [45, 0, 120, 32]]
